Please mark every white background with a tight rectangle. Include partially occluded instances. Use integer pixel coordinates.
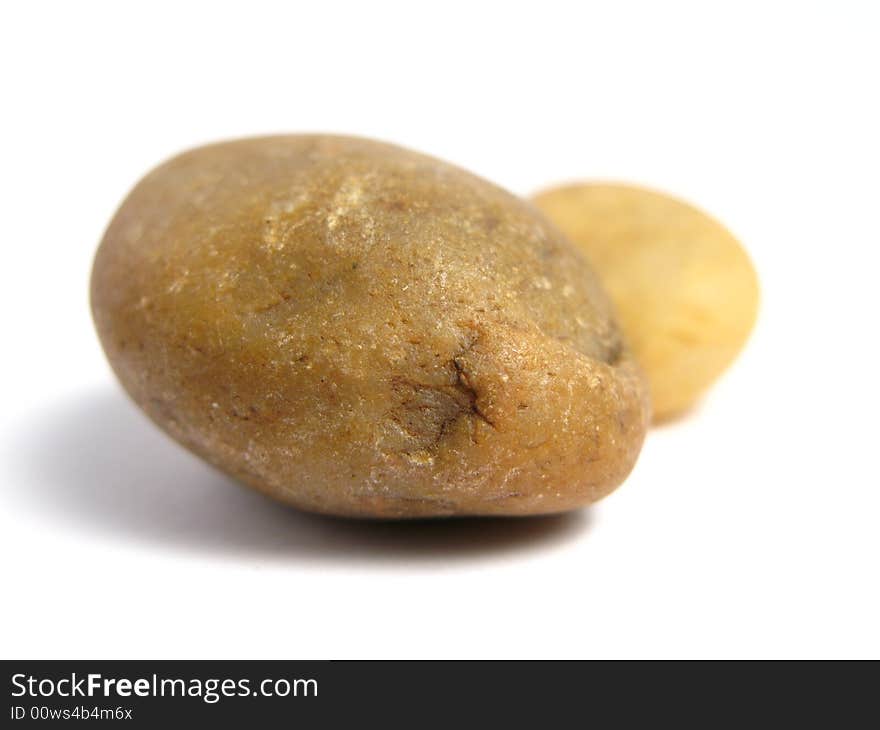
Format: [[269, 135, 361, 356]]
[[1, 1, 878, 659]]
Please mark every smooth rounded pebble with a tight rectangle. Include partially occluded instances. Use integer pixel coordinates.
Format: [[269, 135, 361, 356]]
[[533, 183, 759, 420], [91, 136, 649, 518]]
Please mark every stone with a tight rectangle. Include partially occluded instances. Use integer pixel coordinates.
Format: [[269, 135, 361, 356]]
[[533, 183, 759, 420], [91, 136, 649, 517]]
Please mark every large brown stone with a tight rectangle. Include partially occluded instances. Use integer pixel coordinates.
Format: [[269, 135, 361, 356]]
[[91, 136, 649, 517]]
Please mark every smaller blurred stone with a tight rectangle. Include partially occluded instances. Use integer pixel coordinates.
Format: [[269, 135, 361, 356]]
[[533, 183, 759, 420]]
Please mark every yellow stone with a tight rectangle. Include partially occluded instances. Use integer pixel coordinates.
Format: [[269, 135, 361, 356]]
[[533, 183, 759, 420]]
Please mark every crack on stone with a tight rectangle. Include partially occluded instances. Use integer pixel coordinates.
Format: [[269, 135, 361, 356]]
[[389, 336, 495, 454], [450, 356, 495, 429]]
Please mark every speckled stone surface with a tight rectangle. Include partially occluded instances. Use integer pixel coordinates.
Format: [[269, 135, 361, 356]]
[[91, 136, 649, 517]]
